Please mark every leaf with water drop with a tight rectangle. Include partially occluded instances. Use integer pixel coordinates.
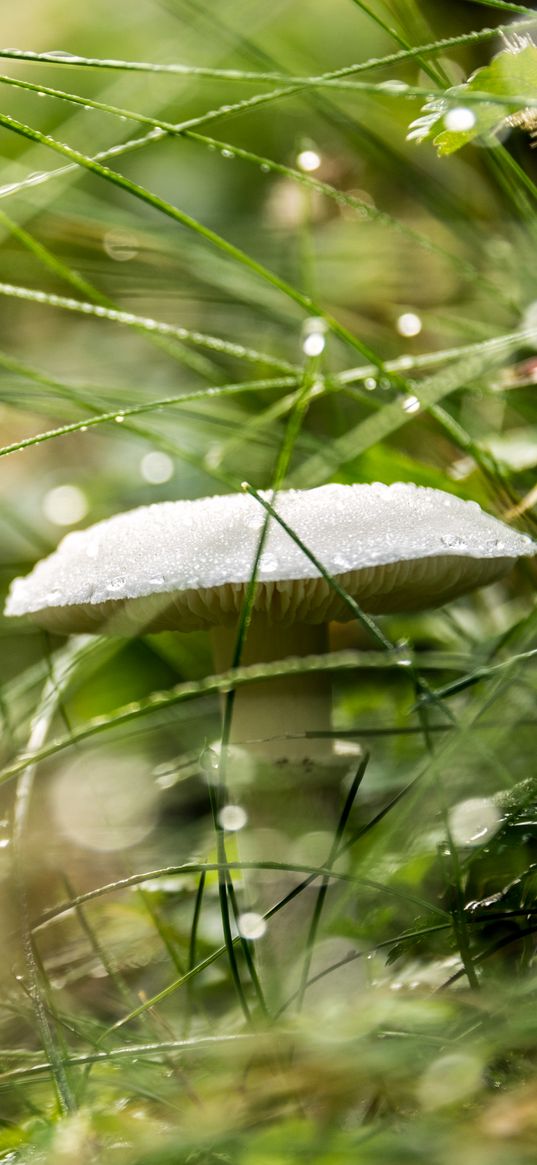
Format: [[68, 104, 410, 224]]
[[408, 42, 537, 156]]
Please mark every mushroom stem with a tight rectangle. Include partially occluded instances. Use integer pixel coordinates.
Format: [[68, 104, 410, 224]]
[[211, 616, 333, 761]]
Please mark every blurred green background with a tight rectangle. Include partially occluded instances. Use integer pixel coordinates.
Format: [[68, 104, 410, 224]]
[[0, 1, 537, 1162]]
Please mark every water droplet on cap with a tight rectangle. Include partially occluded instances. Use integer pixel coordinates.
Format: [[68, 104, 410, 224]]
[[46, 588, 63, 604], [106, 576, 126, 592], [259, 553, 278, 573], [441, 534, 467, 551], [246, 514, 263, 530], [86, 537, 100, 559]]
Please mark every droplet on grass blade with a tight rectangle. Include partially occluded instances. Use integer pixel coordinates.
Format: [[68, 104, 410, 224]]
[[218, 804, 248, 832], [302, 316, 327, 357], [238, 912, 267, 940], [401, 394, 420, 414], [302, 331, 326, 357]]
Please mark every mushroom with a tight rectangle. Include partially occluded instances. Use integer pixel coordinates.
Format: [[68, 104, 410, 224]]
[[5, 482, 536, 760]]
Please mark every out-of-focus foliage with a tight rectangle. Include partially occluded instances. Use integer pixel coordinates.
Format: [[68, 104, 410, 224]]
[[0, 0, 536, 1161]]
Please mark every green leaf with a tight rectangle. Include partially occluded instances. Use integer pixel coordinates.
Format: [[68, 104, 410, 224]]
[[408, 41, 537, 155]]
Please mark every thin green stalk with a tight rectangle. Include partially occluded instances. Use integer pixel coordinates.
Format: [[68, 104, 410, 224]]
[[297, 755, 368, 1010], [348, 0, 449, 86], [226, 876, 269, 1017], [240, 482, 392, 650], [0, 111, 412, 372], [11, 655, 79, 1114], [0, 208, 216, 379], [0, 70, 529, 305], [0, 375, 299, 460], [0, 282, 295, 372], [466, 0, 535, 13], [0, 20, 534, 77], [33, 858, 449, 936], [188, 870, 206, 974]]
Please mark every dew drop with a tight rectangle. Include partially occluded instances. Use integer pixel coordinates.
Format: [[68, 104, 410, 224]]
[[47, 49, 79, 59], [238, 911, 266, 940], [449, 797, 502, 847], [303, 331, 325, 357], [395, 640, 412, 667], [378, 80, 409, 95], [440, 534, 467, 551], [103, 229, 139, 262], [140, 450, 174, 484], [43, 483, 88, 526], [443, 107, 476, 133], [296, 148, 321, 172], [46, 588, 63, 604], [364, 377, 377, 391], [396, 311, 422, 338], [246, 514, 263, 530], [259, 552, 278, 573], [302, 316, 327, 358], [401, 394, 420, 414], [86, 537, 100, 560], [218, 804, 248, 832], [106, 576, 126, 592]]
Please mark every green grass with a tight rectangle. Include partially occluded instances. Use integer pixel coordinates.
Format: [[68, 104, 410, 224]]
[[0, 0, 536, 1161]]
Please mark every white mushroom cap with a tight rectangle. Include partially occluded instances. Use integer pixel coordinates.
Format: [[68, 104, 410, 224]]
[[4, 483, 535, 635]]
